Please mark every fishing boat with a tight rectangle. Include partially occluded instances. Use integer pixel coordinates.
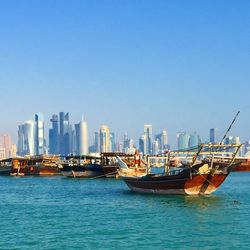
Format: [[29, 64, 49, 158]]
[[117, 144, 243, 195], [100, 152, 135, 177], [9, 155, 61, 176], [60, 155, 104, 178], [231, 158, 250, 172], [0, 158, 16, 175]]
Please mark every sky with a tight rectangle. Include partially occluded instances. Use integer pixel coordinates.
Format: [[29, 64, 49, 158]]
[[0, 0, 250, 147]]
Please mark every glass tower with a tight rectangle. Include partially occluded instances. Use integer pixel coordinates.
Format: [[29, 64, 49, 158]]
[[35, 113, 45, 155], [49, 114, 59, 154]]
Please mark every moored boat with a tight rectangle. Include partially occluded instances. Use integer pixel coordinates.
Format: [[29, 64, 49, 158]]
[[117, 144, 243, 195], [100, 152, 135, 177], [60, 155, 104, 178], [0, 155, 61, 176], [232, 158, 250, 172]]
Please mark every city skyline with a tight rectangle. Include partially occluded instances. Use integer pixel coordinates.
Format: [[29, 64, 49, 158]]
[[0, 111, 247, 150], [0, 1, 249, 146], [1, 111, 248, 156], [1, 115, 249, 159]]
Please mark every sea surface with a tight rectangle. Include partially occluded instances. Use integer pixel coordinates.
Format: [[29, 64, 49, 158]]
[[0, 172, 250, 250]]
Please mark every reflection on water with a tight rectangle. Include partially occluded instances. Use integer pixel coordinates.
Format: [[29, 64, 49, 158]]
[[122, 187, 240, 212]]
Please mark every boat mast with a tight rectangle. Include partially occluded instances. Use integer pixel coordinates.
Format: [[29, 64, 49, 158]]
[[219, 111, 240, 145]]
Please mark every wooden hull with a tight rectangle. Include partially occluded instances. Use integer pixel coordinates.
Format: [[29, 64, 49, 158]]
[[232, 161, 250, 172], [62, 163, 105, 178], [11, 166, 61, 176], [122, 173, 228, 195], [102, 165, 118, 177], [0, 166, 12, 175]]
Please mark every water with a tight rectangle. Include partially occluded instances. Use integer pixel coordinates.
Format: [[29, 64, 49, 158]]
[[0, 173, 250, 249]]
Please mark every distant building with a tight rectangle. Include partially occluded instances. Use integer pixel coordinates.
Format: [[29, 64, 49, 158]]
[[11, 144, 17, 157], [0, 134, 12, 158], [123, 134, 134, 153], [139, 134, 147, 154], [177, 132, 189, 150], [0, 148, 5, 160], [155, 129, 168, 152], [153, 140, 160, 155], [59, 112, 72, 155], [189, 132, 201, 149], [210, 128, 218, 143], [224, 136, 234, 145], [35, 113, 45, 155], [144, 125, 153, 154], [243, 141, 250, 156], [75, 120, 88, 155], [49, 114, 59, 154], [94, 132, 100, 153], [17, 120, 36, 156], [117, 141, 124, 152], [99, 125, 110, 152], [110, 132, 116, 152], [161, 130, 168, 150]]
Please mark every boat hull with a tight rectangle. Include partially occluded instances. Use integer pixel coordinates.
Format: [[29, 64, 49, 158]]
[[102, 165, 118, 177], [62, 163, 105, 178], [0, 166, 12, 176], [232, 160, 250, 172], [122, 173, 228, 195]]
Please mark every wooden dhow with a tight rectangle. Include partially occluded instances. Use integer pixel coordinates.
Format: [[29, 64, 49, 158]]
[[117, 144, 243, 195]]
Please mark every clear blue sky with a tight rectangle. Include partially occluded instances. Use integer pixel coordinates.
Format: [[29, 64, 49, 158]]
[[0, 0, 249, 147]]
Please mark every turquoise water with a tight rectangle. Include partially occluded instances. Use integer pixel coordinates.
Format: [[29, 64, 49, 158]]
[[0, 173, 250, 249]]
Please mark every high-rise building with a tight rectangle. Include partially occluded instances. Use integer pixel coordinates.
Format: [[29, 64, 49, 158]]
[[153, 140, 160, 155], [35, 113, 45, 155], [243, 141, 250, 156], [99, 125, 110, 152], [225, 136, 234, 145], [155, 130, 168, 152], [144, 125, 153, 154], [161, 130, 168, 150], [177, 132, 189, 150], [75, 120, 88, 155], [17, 120, 36, 156], [110, 132, 116, 152], [0, 134, 12, 158], [139, 134, 147, 154], [94, 132, 100, 153], [189, 132, 201, 149], [11, 144, 17, 158], [59, 112, 71, 155], [117, 141, 124, 152], [210, 128, 218, 143], [49, 114, 59, 154], [0, 148, 5, 160], [123, 134, 134, 153]]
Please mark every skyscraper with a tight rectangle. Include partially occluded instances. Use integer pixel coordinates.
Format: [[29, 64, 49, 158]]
[[110, 132, 116, 152], [75, 120, 89, 155], [0, 134, 12, 158], [155, 130, 168, 152], [35, 113, 45, 155], [17, 120, 36, 156], [177, 132, 189, 150], [59, 112, 71, 155], [94, 132, 100, 153], [189, 132, 201, 149], [139, 134, 147, 154], [153, 140, 160, 155], [99, 125, 110, 152], [0, 148, 5, 160], [49, 114, 59, 154], [144, 124, 153, 154], [161, 130, 168, 150], [210, 128, 218, 143]]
